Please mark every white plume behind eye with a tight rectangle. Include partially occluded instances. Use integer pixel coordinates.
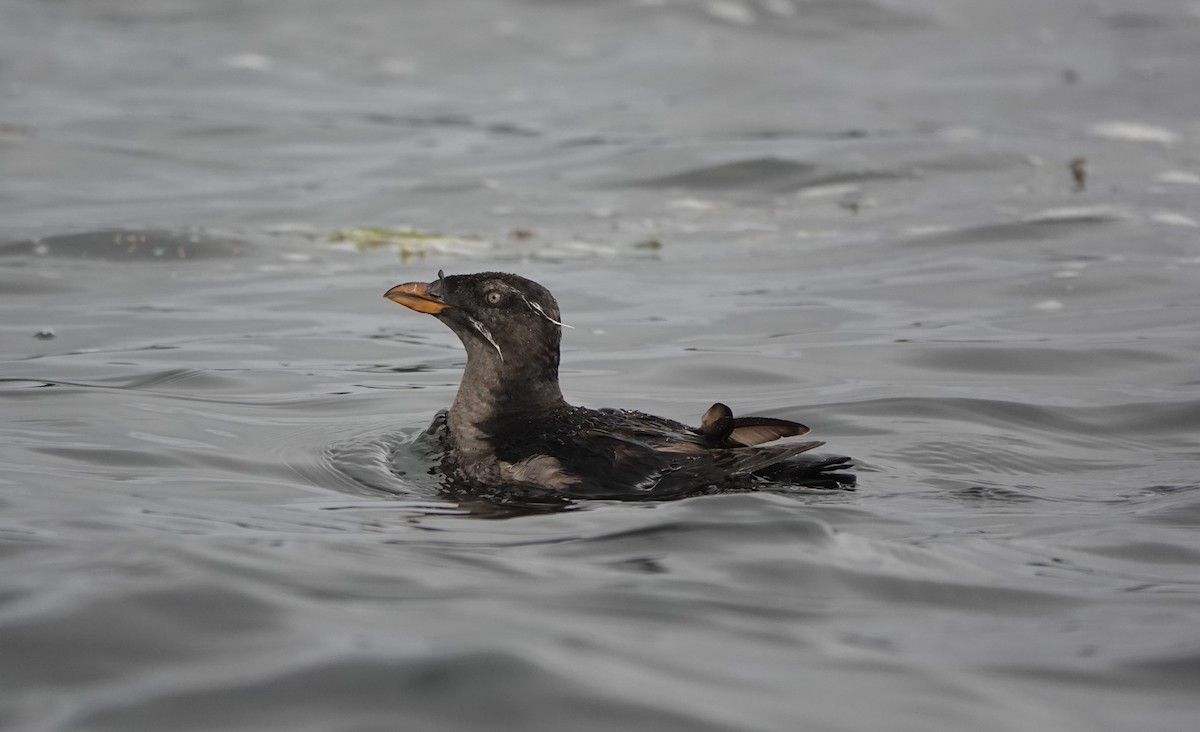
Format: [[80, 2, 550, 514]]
[[468, 316, 504, 361], [522, 296, 574, 329]]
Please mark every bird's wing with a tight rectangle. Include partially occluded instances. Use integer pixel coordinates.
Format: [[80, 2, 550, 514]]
[[485, 407, 850, 500], [553, 431, 836, 499], [726, 417, 811, 446]]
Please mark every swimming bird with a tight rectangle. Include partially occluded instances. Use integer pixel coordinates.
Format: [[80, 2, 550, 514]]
[[384, 271, 854, 500]]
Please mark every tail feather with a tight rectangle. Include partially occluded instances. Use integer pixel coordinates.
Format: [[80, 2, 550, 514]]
[[755, 453, 856, 489]]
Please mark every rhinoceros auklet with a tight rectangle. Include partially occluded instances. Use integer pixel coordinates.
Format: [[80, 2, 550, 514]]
[[384, 271, 854, 500]]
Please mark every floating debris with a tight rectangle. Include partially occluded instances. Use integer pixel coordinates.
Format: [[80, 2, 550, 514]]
[[1070, 157, 1087, 192], [634, 238, 663, 250], [33, 329, 56, 340], [838, 195, 871, 214], [328, 227, 489, 261], [508, 229, 535, 240], [331, 227, 433, 250], [529, 240, 618, 260]]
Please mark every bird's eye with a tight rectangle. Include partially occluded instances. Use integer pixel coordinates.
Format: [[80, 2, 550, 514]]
[[485, 291, 503, 306]]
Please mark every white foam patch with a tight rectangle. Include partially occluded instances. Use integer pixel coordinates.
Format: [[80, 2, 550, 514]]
[[223, 53, 272, 71], [901, 224, 954, 236], [1155, 170, 1200, 185], [668, 198, 718, 211], [937, 126, 982, 141], [760, 0, 797, 18], [1088, 121, 1182, 145], [705, 0, 757, 25], [1150, 211, 1200, 228], [1026, 205, 1130, 223], [799, 183, 862, 200]]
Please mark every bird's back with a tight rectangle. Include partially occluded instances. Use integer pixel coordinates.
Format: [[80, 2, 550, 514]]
[[478, 405, 854, 500]]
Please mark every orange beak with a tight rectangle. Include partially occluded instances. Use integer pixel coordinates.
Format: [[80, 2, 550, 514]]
[[383, 281, 450, 314]]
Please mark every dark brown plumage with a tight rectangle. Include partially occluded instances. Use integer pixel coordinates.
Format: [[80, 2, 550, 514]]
[[385, 271, 854, 500]]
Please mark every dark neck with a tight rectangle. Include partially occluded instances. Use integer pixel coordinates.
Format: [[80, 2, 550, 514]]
[[450, 344, 566, 432]]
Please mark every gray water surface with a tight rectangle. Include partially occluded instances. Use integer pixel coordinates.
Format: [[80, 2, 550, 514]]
[[3, 1, 1200, 730]]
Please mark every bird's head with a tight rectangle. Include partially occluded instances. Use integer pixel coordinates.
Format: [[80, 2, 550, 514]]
[[385, 270, 570, 384]]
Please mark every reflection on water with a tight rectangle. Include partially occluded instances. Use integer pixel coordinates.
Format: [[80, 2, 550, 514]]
[[3, 0, 1200, 731]]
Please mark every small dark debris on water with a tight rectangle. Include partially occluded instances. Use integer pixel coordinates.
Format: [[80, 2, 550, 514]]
[[1061, 68, 1080, 85], [838, 197, 862, 214], [1070, 157, 1087, 192], [33, 329, 56, 340], [508, 229, 535, 240], [634, 238, 663, 250]]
